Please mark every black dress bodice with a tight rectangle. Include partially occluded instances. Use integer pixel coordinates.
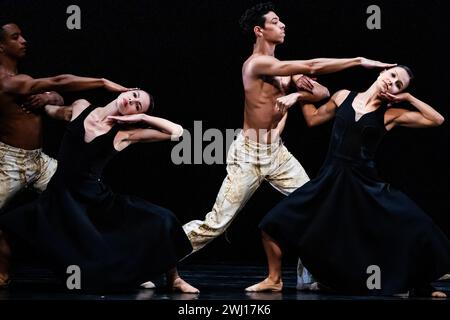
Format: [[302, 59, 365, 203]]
[[55, 105, 120, 183], [325, 91, 387, 167]]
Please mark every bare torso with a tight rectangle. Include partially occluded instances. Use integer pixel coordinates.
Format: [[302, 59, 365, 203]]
[[242, 54, 291, 144], [0, 73, 43, 150]]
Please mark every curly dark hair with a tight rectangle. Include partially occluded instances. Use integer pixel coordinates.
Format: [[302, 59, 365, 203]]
[[239, 2, 275, 42]]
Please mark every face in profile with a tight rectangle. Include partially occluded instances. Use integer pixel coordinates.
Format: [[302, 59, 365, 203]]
[[116, 90, 151, 115], [259, 11, 286, 44], [0, 24, 27, 59], [376, 66, 411, 95]]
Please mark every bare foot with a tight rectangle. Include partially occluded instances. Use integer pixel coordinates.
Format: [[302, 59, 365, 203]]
[[245, 278, 282, 292], [431, 291, 447, 298], [140, 280, 156, 289], [0, 273, 9, 288], [171, 277, 199, 294], [438, 274, 450, 281]]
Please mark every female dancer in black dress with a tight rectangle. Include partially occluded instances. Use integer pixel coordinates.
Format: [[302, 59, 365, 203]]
[[247, 66, 449, 297], [0, 90, 198, 293]]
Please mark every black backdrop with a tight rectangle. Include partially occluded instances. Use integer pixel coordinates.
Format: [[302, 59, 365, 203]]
[[2, 0, 449, 263]]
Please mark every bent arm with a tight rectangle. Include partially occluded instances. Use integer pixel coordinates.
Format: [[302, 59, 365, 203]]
[[43, 98, 90, 122], [123, 128, 175, 144], [112, 114, 184, 144], [44, 91, 65, 105], [300, 90, 349, 126], [44, 105, 73, 121], [34, 91, 68, 121], [292, 75, 330, 103], [386, 94, 445, 129]]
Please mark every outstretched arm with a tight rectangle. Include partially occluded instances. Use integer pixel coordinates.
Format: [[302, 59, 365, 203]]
[[383, 92, 445, 129], [1, 74, 129, 96], [249, 56, 396, 77]]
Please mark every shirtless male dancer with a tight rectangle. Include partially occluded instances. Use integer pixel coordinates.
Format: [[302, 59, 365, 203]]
[[0, 21, 129, 286], [183, 2, 395, 291]]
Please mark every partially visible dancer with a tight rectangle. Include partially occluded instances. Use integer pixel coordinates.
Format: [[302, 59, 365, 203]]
[[0, 91, 199, 293], [0, 21, 126, 210]]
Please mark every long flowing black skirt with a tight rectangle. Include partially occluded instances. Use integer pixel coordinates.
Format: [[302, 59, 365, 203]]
[[260, 161, 450, 295], [0, 178, 192, 291]]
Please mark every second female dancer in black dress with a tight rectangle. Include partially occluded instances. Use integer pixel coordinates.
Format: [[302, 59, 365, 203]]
[[247, 65, 449, 297], [0, 90, 198, 292]]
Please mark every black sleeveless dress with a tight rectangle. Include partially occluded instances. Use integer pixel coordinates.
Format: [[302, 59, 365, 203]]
[[260, 92, 450, 295], [0, 105, 192, 290]]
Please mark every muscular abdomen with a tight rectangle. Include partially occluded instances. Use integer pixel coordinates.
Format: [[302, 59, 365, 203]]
[[0, 110, 43, 150]]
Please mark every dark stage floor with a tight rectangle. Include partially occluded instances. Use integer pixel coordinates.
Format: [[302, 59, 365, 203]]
[[1, 262, 449, 301]]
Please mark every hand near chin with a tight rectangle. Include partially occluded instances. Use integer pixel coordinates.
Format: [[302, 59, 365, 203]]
[[379, 91, 410, 106]]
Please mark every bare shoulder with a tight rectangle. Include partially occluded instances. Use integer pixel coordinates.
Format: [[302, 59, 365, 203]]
[[70, 99, 91, 121], [244, 55, 278, 71], [12, 73, 33, 80], [0, 73, 32, 90], [332, 90, 351, 107]]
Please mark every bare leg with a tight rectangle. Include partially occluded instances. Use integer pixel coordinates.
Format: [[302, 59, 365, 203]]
[[0, 230, 11, 288], [246, 231, 283, 292], [166, 267, 199, 293]]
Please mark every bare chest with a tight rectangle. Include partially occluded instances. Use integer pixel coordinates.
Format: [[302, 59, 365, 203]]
[[83, 116, 114, 143]]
